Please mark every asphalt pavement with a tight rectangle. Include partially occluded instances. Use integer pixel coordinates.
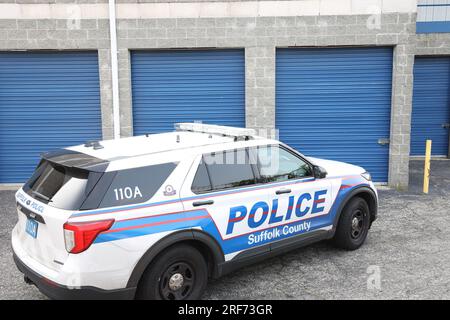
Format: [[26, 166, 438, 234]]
[[1, 160, 449, 299]]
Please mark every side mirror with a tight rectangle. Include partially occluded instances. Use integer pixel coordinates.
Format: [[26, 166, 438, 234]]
[[313, 165, 327, 179]]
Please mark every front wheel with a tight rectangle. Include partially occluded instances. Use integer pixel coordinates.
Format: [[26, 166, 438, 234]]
[[137, 244, 208, 300], [332, 197, 370, 250]]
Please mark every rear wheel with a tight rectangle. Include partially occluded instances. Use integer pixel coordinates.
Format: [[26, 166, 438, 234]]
[[333, 197, 370, 250], [137, 244, 208, 300]]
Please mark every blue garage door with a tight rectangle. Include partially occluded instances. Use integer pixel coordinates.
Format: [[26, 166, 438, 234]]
[[411, 57, 450, 156], [276, 47, 393, 182], [131, 50, 245, 135], [0, 52, 102, 183]]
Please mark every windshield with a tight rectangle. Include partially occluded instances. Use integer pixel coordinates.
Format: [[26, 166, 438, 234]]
[[24, 160, 100, 210]]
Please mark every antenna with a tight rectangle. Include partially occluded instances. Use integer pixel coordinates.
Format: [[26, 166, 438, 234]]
[[84, 140, 104, 150]]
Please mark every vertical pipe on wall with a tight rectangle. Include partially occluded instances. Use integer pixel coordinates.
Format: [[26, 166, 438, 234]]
[[109, 0, 121, 139]]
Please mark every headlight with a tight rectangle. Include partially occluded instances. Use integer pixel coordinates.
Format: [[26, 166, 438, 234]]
[[361, 172, 372, 181]]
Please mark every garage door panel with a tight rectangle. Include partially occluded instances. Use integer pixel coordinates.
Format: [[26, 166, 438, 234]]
[[131, 50, 245, 135], [411, 57, 450, 156], [276, 47, 393, 182], [0, 52, 102, 183]]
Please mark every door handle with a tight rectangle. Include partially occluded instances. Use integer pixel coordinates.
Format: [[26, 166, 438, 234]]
[[378, 138, 390, 145], [192, 200, 214, 207], [276, 189, 291, 195], [442, 123, 450, 129]]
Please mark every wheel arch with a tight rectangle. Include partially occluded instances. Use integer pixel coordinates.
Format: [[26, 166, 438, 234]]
[[332, 186, 378, 232], [126, 229, 225, 289]]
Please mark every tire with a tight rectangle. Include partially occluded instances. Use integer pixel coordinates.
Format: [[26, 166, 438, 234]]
[[333, 197, 370, 251], [136, 244, 208, 300]]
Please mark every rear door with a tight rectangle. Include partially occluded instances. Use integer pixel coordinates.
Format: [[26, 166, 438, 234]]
[[180, 148, 270, 260], [253, 145, 334, 250]]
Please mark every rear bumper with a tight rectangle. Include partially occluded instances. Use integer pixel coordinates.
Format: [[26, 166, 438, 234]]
[[13, 253, 136, 300]]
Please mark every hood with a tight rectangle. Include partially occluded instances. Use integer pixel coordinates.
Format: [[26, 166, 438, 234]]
[[307, 157, 366, 178]]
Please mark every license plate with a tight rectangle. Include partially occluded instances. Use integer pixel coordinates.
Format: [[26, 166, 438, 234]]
[[25, 218, 38, 239]]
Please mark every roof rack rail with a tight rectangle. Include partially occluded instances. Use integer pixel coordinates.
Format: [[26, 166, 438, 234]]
[[175, 123, 256, 140], [84, 140, 104, 150]]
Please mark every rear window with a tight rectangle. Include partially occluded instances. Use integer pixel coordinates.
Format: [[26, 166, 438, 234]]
[[24, 160, 99, 211], [24, 160, 177, 211]]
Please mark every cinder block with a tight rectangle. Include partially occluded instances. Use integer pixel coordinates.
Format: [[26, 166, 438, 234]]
[[18, 20, 37, 29], [137, 19, 157, 29], [156, 38, 177, 48], [67, 29, 87, 40], [177, 18, 197, 28], [256, 17, 276, 28], [295, 36, 317, 46], [156, 18, 177, 29], [336, 15, 357, 25], [7, 30, 27, 40], [317, 35, 336, 46], [0, 20, 17, 30], [206, 28, 226, 38], [81, 20, 98, 30], [197, 18, 216, 28], [127, 29, 148, 39], [317, 15, 337, 26], [176, 38, 197, 47], [27, 30, 48, 40], [335, 36, 356, 46], [377, 34, 398, 45], [186, 28, 206, 38], [167, 28, 187, 39], [275, 17, 296, 28], [148, 28, 167, 38], [117, 19, 138, 30], [37, 19, 56, 30], [295, 16, 317, 26], [88, 29, 110, 40]]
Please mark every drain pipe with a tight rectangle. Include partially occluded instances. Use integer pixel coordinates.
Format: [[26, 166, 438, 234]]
[[108, 0, 121, 139]]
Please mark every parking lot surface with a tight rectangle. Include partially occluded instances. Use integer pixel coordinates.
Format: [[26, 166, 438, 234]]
[[1, 160, 449, 300]]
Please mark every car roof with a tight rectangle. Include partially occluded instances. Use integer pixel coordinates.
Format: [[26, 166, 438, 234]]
[[67, 130, 279, 170]]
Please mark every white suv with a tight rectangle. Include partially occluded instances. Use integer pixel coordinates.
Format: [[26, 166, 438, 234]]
[[12, 123, 378, 300]]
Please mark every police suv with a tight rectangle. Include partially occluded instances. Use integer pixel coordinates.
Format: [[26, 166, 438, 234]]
[[12, 123, 378, 300]]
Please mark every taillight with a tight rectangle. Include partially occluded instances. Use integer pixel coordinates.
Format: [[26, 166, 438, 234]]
[[63, 219, 114, 254]]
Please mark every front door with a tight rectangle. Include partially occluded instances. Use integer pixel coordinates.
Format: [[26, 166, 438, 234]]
[[252, 144, 335, 249]]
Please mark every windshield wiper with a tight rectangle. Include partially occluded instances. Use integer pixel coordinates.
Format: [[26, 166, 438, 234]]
[[31, 190, 52, 203]]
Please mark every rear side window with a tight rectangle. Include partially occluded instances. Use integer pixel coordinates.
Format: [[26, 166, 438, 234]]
[[192, 149, 256, 193], [98, 162, 177, 208]]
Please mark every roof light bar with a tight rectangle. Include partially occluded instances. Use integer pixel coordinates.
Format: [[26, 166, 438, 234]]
[[175, 123, 256, 138]]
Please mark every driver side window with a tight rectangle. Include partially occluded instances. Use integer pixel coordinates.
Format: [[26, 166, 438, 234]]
[[255, 145, 312, 182]]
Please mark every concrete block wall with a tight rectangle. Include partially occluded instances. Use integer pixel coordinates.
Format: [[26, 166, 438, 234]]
[[115, 12, 416, 188], [0, 1, 421, 189]]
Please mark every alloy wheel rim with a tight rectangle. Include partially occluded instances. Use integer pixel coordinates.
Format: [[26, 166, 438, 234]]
[[160, 262, 195, 300], [350, 209, 365, 240]]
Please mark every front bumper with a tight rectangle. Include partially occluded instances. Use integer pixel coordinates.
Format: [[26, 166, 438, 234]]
[[13, 253, 136, 300]]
